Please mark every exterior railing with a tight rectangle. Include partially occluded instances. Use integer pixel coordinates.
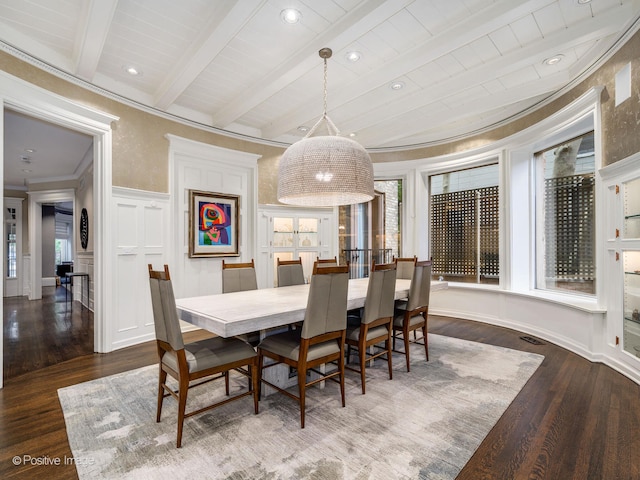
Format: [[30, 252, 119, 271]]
[[341, 248, 393, 278]]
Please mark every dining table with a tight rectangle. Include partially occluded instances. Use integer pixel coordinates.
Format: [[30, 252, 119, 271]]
[[175, 277, 448, 338]]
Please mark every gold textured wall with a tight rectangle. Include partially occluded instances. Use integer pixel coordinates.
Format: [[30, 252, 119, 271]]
[[2, 28, 639, 204]]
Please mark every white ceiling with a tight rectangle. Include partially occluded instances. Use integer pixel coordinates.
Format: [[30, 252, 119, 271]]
[[1, 0, 639, 187]]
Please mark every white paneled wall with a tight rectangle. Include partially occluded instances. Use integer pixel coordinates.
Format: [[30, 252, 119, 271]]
[[167, 135, 260, 299], [111, 187, 170, 350], [74, 252, 94, 310]]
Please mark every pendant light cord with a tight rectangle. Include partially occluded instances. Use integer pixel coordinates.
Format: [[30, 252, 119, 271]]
[[306, 49, 339, 138], [323, 55, 328, 118]]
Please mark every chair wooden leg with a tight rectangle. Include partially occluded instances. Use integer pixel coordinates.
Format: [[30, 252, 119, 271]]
[[176, 376, 189, 448], [386, 334, 393, 381], [257, 353, 264, 400], [157, 367, 167, 422], [359, 341, 367, 394], [224, 371, 230, 396], [339, 348, 346, 407], [423, 325, 429, 361], [298, 367, 306, 428], [251, 362, 259, 414], [403, 325, 411, 372]]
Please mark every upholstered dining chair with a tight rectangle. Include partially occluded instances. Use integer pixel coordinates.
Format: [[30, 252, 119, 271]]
[[392, 260, 432, 372], [148, 264, 259, 448], [316, 256, 338, 266], [393, 255, 417, 280], [393, 255, 418, 338], [257, 265, 349, 428], [277, 257, 305, 287], [222, 259, 258, 293], [345, 261, 397, 394]]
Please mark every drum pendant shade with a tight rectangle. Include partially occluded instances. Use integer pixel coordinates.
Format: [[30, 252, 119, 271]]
[[277, 48, 374, 207]]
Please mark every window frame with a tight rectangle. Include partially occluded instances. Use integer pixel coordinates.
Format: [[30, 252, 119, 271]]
[[429, 162, 501, 285], [534, 130, 596, 297]]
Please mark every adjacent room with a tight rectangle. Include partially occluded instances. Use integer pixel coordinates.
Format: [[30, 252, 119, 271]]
[[1, 1, 640, 479]]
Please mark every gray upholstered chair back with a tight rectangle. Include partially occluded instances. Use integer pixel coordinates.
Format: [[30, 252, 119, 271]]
[[277, 262, 305, 287], [395, 257, 416, 280], [315, 256, 338, 267], [222, 260, 258, 293], [148, 265, 184, 351], [301, 266, 349, 339], [362, 264, 397, 325], [406, 260, 432, 311]]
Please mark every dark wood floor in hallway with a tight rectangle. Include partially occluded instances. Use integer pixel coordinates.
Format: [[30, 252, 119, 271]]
[[3, 286, 93, 381], [1, 313, 639, 479]]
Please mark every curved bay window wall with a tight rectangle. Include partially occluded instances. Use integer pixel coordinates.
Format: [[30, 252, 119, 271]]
[[430, 164, 500, 285], [339, 179, 402, 278], [535, 131, 595, 295]]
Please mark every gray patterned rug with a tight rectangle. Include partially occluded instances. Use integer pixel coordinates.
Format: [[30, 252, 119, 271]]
[[58, 334, 543, 479]]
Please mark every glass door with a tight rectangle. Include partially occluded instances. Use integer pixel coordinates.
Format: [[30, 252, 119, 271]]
[[272, 216, 321, 286], [623, 178, 640, 357], [4, 203, 20, 297], [623, 251, 640, 357]]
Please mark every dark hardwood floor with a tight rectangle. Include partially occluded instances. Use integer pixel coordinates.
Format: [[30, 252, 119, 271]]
[[1, 310, 639, 479], [3, 286, 93, 381]]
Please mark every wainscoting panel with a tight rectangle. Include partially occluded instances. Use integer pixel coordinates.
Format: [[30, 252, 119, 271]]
[[111, 187, 170, 350], [167, 135, 260, 299], [22, 255, 31, 296], [75, 252, 94, 310]]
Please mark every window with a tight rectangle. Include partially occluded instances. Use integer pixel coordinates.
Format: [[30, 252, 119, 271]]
[[6, 207, 17, 279], [430, 164, 499, 284], [339, 179, 402, 278], [55, 209, 73, 264], [535, 131, 595, 295]]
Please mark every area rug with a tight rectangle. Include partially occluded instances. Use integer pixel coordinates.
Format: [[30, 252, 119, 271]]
[[58, 334, 543, 479]]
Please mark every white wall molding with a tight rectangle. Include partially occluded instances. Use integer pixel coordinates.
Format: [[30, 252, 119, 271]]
[[110, 187, 170, 351], [428, 287, 640, 383], [166, 134, 260, 299]]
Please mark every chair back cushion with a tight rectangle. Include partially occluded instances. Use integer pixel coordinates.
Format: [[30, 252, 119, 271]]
[[395, 257, 416, 280], [277, 263, 305, 287], [406, 260, 432, 311], [301, 266, 348, 339], [222, 267, 258, 293], [362, 264, 397, 324], [148, 266, 184, 350]]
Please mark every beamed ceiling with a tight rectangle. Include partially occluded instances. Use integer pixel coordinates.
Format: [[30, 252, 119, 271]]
[[1, 0, 639, 186]]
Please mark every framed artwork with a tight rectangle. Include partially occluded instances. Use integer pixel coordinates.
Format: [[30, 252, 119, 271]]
[[188, 190, 240, 257]]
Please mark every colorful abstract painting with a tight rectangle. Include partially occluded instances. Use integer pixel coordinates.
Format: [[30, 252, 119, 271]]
[[189, 190, 239, 257]]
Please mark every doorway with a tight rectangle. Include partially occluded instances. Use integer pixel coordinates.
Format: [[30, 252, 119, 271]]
[[0, 71, 116, 388]]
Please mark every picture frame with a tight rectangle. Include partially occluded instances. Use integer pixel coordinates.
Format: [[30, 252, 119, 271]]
[[188, 190, 240, 257]]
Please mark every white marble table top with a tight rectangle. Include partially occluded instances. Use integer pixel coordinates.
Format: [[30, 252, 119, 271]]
[[176, 277, 448, 338]]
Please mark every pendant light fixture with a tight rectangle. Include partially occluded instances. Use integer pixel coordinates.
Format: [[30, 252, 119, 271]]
[[277, 48, 374, 207]]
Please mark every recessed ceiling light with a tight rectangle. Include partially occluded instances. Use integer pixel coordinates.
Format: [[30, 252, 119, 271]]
[[123, 65, 142, 76], [575, 0, 591, 4], [281, 8, 301, 24], [346, 51, 362, 62], [543, 54, 564, 66], [390, 81, 405, 90], [21, 168, 32, 173], [25, 148, 36, 153], [297, 125, 309, 133], [348, 132, 357, 138]]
